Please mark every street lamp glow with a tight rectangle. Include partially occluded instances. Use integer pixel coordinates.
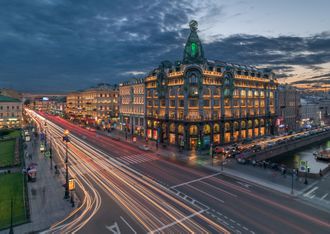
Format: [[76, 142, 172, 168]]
[[64, 129, 70, 136]]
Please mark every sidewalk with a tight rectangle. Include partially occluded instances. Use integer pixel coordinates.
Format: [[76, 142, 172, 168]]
[[204, 158, 318, 196], [1, 135, 73, 234], [100, 129, 210, 159]]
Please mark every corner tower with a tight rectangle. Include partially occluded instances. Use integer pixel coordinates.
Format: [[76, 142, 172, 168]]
[[183, 20, 205, 64]]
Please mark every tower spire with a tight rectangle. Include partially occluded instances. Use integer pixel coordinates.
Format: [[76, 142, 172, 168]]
[[183, 20, 205, 64]]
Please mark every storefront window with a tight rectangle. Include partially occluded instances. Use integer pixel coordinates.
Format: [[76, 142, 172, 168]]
[[213, 134, 220, 144], [203, 124, 211, 134], [213, 124, 220, 133]]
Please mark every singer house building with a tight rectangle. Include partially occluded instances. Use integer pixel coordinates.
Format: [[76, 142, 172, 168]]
[[144, 20, 278, 150]]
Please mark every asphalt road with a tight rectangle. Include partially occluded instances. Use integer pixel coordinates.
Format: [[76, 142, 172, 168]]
[[29, 111, 228, 233], [32, 111, 330, 233]]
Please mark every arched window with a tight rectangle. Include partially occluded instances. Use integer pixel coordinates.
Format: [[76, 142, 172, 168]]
[[254, 90, 259, 97], [260, 119, 265, 126], [169, 123, 176, 133], [241, 90, 246, 97], [213, 124, 220, 133], [178, 124, 184, 134], [203, 124, 211, 134], [233, 121, 239, 130], [225, 122, 230, 132], [248, 120, 253, 128], [241, 121, 246, 129], [190, 125, 198, 135], [254, 119, 259, 127], [269, 91, 274, 98]]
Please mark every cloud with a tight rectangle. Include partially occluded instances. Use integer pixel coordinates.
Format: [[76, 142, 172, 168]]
[[0, 0, 329, 92], [121, 71, 146, 76]]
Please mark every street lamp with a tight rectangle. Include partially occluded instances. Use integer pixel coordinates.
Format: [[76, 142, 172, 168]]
[[63, 129, 70, 199]]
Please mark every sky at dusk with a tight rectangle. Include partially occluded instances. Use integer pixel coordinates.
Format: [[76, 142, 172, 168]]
[[0, 0, 330, 93]]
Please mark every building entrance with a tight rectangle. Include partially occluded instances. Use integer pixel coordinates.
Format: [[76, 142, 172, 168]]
[[190, 138, 198, 149]]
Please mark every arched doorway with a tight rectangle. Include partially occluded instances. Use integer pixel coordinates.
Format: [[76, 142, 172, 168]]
[[189, 125, 198, 149]]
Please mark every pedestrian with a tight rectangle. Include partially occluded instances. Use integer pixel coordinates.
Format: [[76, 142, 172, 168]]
[[319, 169, 323, 177]]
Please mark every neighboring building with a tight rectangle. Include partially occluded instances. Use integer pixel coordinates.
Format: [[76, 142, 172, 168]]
[[0, 95, 22, 129], [66, 83, 119, 127], [29, 96, 66, 116], [277, 84, 300, 132], [144, 20, 278, 150], [119, 78, 145, 136], [318, 98, 330, 125], [300, 98, 321, 127]]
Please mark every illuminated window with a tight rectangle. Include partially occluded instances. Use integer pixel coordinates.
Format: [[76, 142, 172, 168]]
[[225, 122, 230, 132], [214, 124, 220, 133], [178, 124, 184, 134], [190, 125, 198, 135]]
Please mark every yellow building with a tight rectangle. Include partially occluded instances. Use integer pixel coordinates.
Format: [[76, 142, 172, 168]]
[[66, 84, 119, 127]]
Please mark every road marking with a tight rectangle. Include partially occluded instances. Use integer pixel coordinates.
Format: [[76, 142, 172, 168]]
[[106, 222, 121, 233], [148, 209, 205, 233], [170, 172, 222, 189], [320, 193, 328, 200], [303, 186, 318, 198], [236, 181, 251, 189], [199, 181, 238, 198], [187, 185, 224, 203], [120, 216, 137, 234]]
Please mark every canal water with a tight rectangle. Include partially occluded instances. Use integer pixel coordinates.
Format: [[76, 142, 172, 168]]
[[270, 139, 330, 173]]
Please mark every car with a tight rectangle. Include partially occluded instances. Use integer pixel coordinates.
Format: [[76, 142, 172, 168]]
[[267, 141, 276, 147], [139, 145, 150, 151], [252, 144, 262, 152], [236, 157, 247, 164]]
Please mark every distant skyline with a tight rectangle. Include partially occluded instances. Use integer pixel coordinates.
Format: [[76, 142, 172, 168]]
[[1, 0, 330, 92]]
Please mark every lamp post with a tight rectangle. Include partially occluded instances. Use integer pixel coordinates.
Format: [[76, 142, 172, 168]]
[[291, 168, 295, 195], [304, 161, 309, 185], [63, 129, 70, 199], [9, 197, 13, 234]]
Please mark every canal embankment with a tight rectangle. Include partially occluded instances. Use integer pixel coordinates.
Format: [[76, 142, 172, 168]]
[[249, 131, 330, 178]]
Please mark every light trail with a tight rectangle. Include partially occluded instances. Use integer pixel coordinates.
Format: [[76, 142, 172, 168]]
[[27, 109, 230, 233]]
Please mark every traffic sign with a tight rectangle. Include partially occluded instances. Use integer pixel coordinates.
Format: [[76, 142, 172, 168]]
[[69, 178, 75, 191]]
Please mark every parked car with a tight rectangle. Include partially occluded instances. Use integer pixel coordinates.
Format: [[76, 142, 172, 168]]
[[236, 157, 247, 164], [139, 145, 150, 151]]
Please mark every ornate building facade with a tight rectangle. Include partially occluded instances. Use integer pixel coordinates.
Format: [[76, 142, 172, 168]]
[[66, 83, 119, 127], [145, 20, 278, 150], [119, 78, 145, 136]]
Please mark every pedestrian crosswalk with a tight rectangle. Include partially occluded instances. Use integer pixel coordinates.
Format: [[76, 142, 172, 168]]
[[118, 153, 158, 165]]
